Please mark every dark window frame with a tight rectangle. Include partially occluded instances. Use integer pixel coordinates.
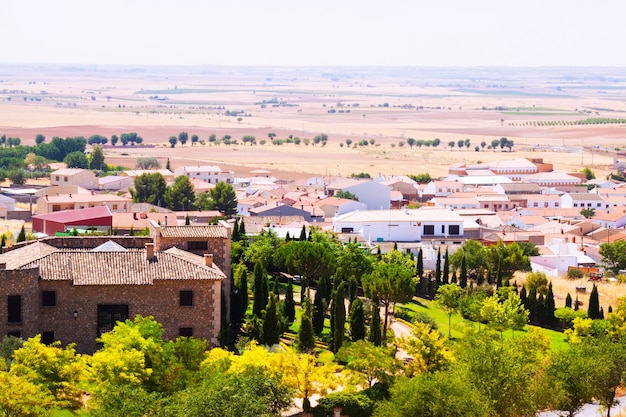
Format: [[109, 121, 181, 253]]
[[42, 290, 56, 307], [7, 295, 21, 323], [187, 241, 208, 251], [179, 327, 193, 337], [180, 290, 194, 306], [423, 225, 435, 235], [97, 304, 129, 336], [449, 225, 460, 235]]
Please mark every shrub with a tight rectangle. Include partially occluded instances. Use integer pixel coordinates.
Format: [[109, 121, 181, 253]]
[[616, 274, 626, 284], [567, 268, 584, 279], [413, 311, 438, 330], [313, 392, 374, 417], [394, 306, 413, 322]]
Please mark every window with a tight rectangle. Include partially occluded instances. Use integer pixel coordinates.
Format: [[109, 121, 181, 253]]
[[341, 227, 354, 233], [187, 241, 208, 251], [179, 327, 193, 337], [441, 225, 445, 234], [41, 331, 55, 345], [7, 295, 21, 323], [64, 177, 68, 182], [42, 291, 56, 307], [55, 176, 59, 181], [112, 204, 118, 210], [180, 290, 193, 306], [97, 304, 129, 336], [449, 225, 460, 235], [423, 225, 435, 235]]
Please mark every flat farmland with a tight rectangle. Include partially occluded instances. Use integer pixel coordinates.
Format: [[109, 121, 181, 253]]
[[1, 65, 625, 179]]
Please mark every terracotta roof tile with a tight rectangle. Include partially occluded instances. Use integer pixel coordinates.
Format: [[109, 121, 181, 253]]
[[21, 249, 224, 285], [159, 225, 228, 239]]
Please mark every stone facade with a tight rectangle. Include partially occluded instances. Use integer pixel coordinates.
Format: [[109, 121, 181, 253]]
[[0, 224, 231, 353]]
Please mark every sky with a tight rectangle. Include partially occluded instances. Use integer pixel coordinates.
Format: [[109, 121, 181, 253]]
[[1, 0, 625, 67]]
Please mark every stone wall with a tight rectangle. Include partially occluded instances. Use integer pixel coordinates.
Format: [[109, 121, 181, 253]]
[[0, 267, 221, 353]]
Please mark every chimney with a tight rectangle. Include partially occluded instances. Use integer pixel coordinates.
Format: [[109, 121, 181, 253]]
[[133, 212, 138, 220], [164, 215, 168, 226], [204, 253, 213, 268], [145, 243, 154, 260]]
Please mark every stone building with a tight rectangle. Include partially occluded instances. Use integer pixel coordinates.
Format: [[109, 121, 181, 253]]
[[0, 222, 231, 353]]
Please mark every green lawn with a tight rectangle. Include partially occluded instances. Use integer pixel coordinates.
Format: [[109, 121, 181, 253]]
[[396, 298, 568, 351]]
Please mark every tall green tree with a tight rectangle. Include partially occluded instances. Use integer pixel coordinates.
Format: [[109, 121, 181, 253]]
[[178, 131, 188, 146], [63, 151, 88, 168], [16, 225, 26, 242], [252, 262, 268, 318], [164, 175, 196, 210], [297, 296, 315, 352], [131, 172, 167, 206], [587, 284, 601, 319], [330, 281, 346, 353], [349, 298, 366, 341], [283, 280, 296, 323], [262, 293, 281, 346], [197, 181, 238, 217], [459, 253, 468, 288], [599, 240, 626, 274], [312, 279, 327, 335], [435, 248, 442, 287], [89, 145, 105, 170], [369, 296, 382, 346], [435, 283, 462, 338], [362, 262, 415, 340]]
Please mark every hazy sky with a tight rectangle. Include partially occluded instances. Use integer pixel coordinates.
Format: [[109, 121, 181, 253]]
[[1, 0, 625, 67]]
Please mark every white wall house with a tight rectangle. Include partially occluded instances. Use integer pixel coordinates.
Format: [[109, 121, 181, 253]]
[[174, 165, 235, 184], [341, 180, 391, 210], [560, 193, 605, 209], [333, 207, 464, 242], [50, 168, 97, 189]]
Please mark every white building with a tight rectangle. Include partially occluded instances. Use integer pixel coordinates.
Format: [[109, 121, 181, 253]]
[[333, 207, 465, 242], [174, 165, 235, 184]]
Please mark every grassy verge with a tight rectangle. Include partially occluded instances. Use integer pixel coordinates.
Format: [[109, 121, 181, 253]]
[[396, 297, 568, 351]]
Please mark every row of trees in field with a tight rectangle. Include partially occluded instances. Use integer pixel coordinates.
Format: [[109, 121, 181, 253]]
[[521, 118, 626, 127]]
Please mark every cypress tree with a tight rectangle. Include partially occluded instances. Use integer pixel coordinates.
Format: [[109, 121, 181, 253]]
[[537, 294, 545, 325], [520, 286, 529, 311], [419, 271, 428, 296], [443, 247, 450, 284], [166, 157, 171, 170], [476, 267, 484, 286], [239, 264, 249, 319], [262, 292, 280, 346], [565, 293, 572, 309], [528, 287, 538, 323], [297, 296, 315, 352], [285, 232, 291, 242], [369, 295, 382, 346], [450, 269, 457, 285], [252, 261, 268, 318], [587, 284, 601, 319], [574, 294, 579, 311], [459, 254, 468, 288], [376, 246, 382, 260], [231, 218, 240, 241], [349, 298, 365, 341], [185, 214, 190, 225], [600, 307, 605, 319], [299, 225, 307, 240], [238, 219, 246, 237], [544, 282, 556, 326], [312, 279, 326, 335], [428, 273, 435, 299], [435, 248, 442, 287], [129, 225, 134, 236], [348, 276, 358, 305], [0, 234, 5, 254], [272, 276, 280, 294], [284, 279, 296, 323], [231, 263, 248, 324], [331, 281, 346, 353], [393, 241, 398, 251], [608, 305, 613, 314], [417, 248, 424, 279]]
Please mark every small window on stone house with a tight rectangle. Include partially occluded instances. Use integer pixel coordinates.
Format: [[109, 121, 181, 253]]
[[42, 291, 56, 307], [180, 290, 193, 306], [188, 241, 208, 251], [8, 295, 21, 323], [179, 327, 193, 337]]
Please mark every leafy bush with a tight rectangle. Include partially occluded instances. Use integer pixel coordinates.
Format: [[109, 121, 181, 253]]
[[394, 306, 413, 322], [616, 274, 626, 284], [567, 268, 584, 279], [413, 311, 437, 330], [313, 392, 374, 417]]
